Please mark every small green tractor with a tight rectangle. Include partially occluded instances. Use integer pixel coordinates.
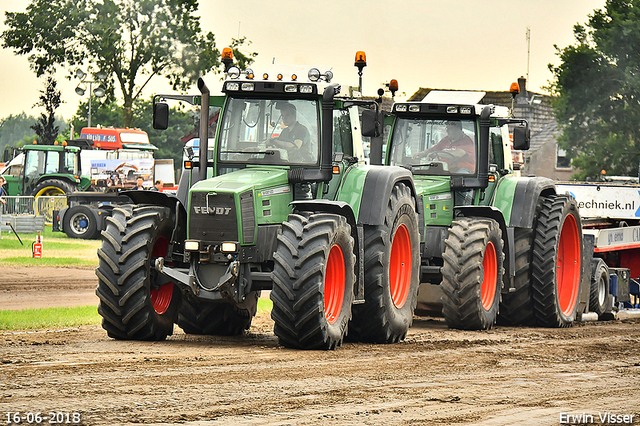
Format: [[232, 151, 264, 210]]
[[1, 144, 91, 198], [380, 90, 588, 329], [95, 65, 422, 349]]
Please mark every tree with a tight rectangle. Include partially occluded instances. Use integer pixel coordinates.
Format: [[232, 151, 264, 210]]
[[31, 76, 63, 144], [548, 0, 640, 180], [2, 0, 256, 128], [0, 113, 37, 152]]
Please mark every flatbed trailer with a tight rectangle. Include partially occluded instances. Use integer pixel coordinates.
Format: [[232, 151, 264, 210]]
[[556, 181, 640, 320]]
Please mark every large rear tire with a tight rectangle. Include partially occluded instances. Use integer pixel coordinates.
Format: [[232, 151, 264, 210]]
[[271, 213, 355, 350], [531, 195, 582, 327], [441, 218, 504, 330], [95, 205, 182, 340], [32, 178, 76, 197], [177, 291, 259, 336], [349, 183, 420, 343], [497, 228, 535, 326]]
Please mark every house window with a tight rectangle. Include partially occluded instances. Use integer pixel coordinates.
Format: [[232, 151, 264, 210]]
[[556, 145, 571, 170]]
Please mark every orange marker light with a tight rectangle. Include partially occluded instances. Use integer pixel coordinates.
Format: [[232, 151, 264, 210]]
[[355, 51, 367, 67], [333, 166, 340, 174], [222, 47, 233, 60], [509, 82, 520, 95]]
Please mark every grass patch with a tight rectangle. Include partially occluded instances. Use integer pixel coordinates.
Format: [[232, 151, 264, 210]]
[[0, 225, 100, 268], [0, 305, 101, 330], [0, 300, 272, 331], [0, 257, 97, 268], [257, 297, 272, 313]]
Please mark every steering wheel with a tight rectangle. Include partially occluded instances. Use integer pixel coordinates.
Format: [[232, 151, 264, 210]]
[[426, 151, 457, 162]]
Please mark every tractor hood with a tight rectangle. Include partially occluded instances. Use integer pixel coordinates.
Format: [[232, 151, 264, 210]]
[[413, 176, 455, 226], [413, 176, 452, 198], [190, 167, 290, 194], [187, 167, 294, 243]]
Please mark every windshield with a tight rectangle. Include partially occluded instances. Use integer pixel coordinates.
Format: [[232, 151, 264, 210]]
[[120, 132, 150, 144], [389, 117, 477, 175], [218, 97, 319, 166]]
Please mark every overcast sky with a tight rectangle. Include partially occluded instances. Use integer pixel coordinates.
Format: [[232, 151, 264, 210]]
[[0, 0, 607, 122]]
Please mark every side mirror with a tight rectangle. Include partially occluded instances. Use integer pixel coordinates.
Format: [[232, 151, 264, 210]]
[[512, 124, 530, 151], [153, 102, 169, 130], [361, 109, 380, 137]]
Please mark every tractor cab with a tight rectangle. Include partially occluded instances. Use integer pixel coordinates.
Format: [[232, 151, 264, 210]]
[[387, 92, 529, 214]]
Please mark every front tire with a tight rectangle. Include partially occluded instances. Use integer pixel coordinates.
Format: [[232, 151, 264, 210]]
[[349, 183, 420, 343], [441, 218, 504, 330], [95, 205, 182, 340], [531, 195, 582, 327], [271, 213, 355, 350]]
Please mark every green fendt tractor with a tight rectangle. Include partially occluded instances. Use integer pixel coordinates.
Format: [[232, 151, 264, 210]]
[[380, 90, 588, 329], [95, 63, 422, 349], [1, 144, 91, 198]]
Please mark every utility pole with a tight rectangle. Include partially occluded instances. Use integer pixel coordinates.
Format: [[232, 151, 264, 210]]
[[526, 27, 531, 90]]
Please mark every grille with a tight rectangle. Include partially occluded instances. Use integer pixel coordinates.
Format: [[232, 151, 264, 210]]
[[240, 191, 255, 244], [189, 191, 238, 243]]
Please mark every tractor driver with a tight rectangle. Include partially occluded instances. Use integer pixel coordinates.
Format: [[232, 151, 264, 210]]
[[267, 103, 311, 162], [413, 120, 476, 173]]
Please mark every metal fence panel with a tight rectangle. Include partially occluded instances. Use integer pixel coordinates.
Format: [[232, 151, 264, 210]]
[[1, 196, 35, 215], [36, 196, 68, 224]]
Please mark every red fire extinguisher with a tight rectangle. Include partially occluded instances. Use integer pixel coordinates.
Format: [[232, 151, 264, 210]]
[[32, 231, 43, 258]]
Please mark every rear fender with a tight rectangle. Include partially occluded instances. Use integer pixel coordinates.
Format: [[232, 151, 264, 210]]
[[353, 166, 419, 226], [496, 176, 556, 228]]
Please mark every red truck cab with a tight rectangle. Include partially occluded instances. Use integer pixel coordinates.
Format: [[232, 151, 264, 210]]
[[79, 127, 156, 151]]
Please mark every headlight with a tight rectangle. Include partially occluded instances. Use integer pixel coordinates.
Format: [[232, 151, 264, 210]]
[[284, 84, 297, 93], [409, 105, 420, 112], [447, 106, 458, 113], [225, 82, 240, 91], [220, 242, 237, 253], [460, 106, 472, 114], [299, 85, 313, 94], [185, 240, 200, 251], [227, 67, 240, 79], [395, 104, 407, 112], [308, 68, 320, 82], [241, 82, 255, 91]]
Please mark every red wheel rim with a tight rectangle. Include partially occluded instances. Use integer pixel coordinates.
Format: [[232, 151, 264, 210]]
[[390, 224, 412, 308], [325, 244, 346, 324], [481, 241, 498, 311], [557, 214, 581, 315], [151, 235, 174, 315], [151, 283, 174, 315]]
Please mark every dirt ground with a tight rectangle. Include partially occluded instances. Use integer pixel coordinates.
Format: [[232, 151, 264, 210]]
[[1, 267, 639, 426]]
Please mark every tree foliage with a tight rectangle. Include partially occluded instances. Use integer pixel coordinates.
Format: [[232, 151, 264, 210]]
[[31, 76, 63, 144], [549, 0, 640, 179], [0, 113, 37, 152], [2, 0, 256, 128]]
